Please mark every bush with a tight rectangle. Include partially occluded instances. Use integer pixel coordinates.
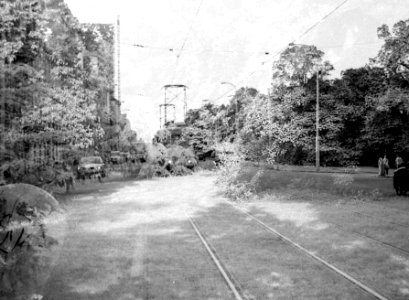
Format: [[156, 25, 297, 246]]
[[0, 184, 61, 299], [0, 159, 75, 193], [146, 143, 167, 165], [153, 165, 171, 177], [216, 146, 256, 201], [171, 165, 193, 176], [138, 163, 155, 179]]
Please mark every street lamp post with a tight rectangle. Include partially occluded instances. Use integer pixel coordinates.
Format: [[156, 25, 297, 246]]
[[220, 81, 239, 136]]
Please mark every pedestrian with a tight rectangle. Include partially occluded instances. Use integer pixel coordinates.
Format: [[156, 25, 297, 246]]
[[394, 164, 409, 196], [383, 155, 389, 176], [396, 156, 403, 169], [378, 157, 385, 177]]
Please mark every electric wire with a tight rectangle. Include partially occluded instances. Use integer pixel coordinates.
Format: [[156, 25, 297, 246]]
[[212, 0, 352, 102], [171, 0, 205, 84]]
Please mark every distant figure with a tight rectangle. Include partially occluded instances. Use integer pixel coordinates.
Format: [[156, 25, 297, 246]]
[[393, 165, 409, 195], [383, 155, 389, 176], [396, 156, 404, 169], [378, 157, 385, 177]]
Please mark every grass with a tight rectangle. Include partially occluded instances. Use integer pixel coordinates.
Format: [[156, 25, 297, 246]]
[[29, 171, 409, 299], [225, 163, 409, 299], [237, 163, 395, 199], [194, 204, 374, 299]]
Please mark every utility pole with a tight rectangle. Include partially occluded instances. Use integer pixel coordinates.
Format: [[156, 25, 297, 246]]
[[316, 70, 320, 172]]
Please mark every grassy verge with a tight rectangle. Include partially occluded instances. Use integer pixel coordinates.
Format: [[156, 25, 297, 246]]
[[236, 163, 395, 200], [221, 163, 409, 299]]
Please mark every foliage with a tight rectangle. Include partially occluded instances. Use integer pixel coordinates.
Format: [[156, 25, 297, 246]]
[[375, 19, 409, 87], [363, 88, 409, 159], [216, 150, 255, 201], [171, 165, 193, 176], [272, 43, 333, 91], [239, 94, 300, 164], [0, 184, 60, 298], [146, 143, 167, 165], [153, 129, 171, 145], [0, 158, 75, 192], [179, 126, 214, 159]]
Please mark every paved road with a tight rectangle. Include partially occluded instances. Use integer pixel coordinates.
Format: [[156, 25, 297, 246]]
[[42, 173, 236, 300], [38, 172, 388, 300]]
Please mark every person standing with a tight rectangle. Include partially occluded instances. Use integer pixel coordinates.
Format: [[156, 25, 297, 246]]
[[378, 157, 385, 177], [396, 156, 403, 169], [383, 155, 389, 176]]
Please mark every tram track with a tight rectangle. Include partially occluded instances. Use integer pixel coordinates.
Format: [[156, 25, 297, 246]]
[[222, 201, 390, 300], [348, 209, 409, 228], [188, 216, 246, 300], [188, 203, 390, 300], [326, 219, 409, 257]]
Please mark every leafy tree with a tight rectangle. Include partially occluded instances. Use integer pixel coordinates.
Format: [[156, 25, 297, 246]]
[[239, 94, 299, 164], [363, 88, 409, 162], [272, 43, 333, 91], [375, 19, 409, 87], [178, 126, 214, 159]]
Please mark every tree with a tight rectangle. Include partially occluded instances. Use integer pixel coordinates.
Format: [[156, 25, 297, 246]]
[[271, 43, 333, 91], [239, 93, 300, 164], [178, 126, 214, 159], [15, 1, 105, 155], [0, 0, 48, 160], [364, 88, 409, 162], [375, 19, 409, 87]]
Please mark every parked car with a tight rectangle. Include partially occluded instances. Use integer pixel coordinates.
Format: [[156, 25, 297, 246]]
[[184, 158, 197, 170], [120, 152, 131, 162], [110, 151, 123, 164], [76, 156, 106, 180], [164, 157, 174, 172]]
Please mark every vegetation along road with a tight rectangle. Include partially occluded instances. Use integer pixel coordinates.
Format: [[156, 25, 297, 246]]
[[34, 171, 409, 300]]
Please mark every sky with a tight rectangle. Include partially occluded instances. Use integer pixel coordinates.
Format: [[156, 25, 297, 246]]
[[64, 0, 409, 141]]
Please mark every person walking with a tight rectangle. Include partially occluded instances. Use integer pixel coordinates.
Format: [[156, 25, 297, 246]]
[[378, 157, 385, 177], [383, 155, 389, 176]]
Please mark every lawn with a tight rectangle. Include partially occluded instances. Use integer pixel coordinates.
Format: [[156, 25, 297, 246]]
[[238, 163, 396, 198], [224, 163, 409, 299]]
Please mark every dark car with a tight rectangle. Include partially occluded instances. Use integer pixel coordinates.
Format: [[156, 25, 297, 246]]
[[110, 151, 123, 164], [164, 157, 174, 172], [77, 156, 106, 180]]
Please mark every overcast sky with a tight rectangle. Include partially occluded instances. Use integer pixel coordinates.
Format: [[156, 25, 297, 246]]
[[65, 0, 409, 141]]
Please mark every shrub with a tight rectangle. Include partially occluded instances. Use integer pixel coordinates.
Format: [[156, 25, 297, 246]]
[[146, 143, 167, 165], [138, 163, 155, 179], [153, 165, 171, 177], [216, 146, 256, 201], [171, 165, 193, 176], [0, 184, 60, 299]]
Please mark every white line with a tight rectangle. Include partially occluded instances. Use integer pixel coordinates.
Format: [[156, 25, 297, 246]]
[[188, 217, 244, 300], [228, 203, 389, 300]]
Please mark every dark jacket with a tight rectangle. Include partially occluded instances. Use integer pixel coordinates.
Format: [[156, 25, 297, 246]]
[[393, 166, 409, 195]]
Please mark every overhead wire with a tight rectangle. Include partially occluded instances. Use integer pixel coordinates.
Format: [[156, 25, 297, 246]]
[[212, 0, 352, 103], [170, 0, 204, 84]]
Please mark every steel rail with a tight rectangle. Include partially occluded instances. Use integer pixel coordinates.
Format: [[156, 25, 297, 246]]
[[327, 220, 409, 257], [226, 202, 389, 300], [349, 210, 409, 228], [188, 217, 245, 300]]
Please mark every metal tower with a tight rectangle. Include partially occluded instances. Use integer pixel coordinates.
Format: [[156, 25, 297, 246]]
[[159, 103, 176, 128], [159, 84, 187, 128]]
